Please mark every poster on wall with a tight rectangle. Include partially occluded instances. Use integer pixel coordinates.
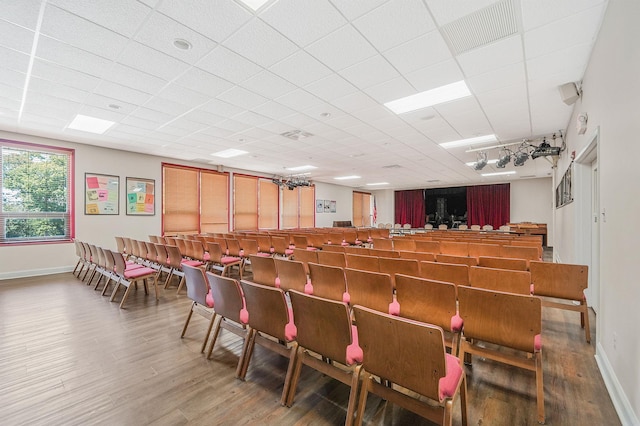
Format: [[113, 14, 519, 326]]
[[330, 200, 336, 213], [85, 173, 119, 215], [324, 200, 331, 213], [126, 177, 155, 215], [316, 199, 324, 213]]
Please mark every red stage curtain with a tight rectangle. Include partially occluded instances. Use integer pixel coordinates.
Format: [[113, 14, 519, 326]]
[[466, 183, 510, 229], [394, 189, 426, 228]]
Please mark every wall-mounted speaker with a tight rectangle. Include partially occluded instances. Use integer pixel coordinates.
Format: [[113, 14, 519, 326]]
[[559, 82, 580, 105]]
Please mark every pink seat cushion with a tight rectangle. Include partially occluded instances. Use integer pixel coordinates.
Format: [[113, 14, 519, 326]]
[[439, 353, 463, 401], [221, 256, 240, 265], [346, 325, 363, 365], [125, 263, 144, 270], [203, 252, 211, 261], [388, 300, 400, 316], [285, 249, 294, 255], [534, 334, 542, 352], [124, 266, 156, 279], [182, 260, 203, 267], [285, 307, 297, 341], [307, 247, 318, 251], [206, 289, 214, 308], [257, 252, 271, 257], [450, 314, 463, 332], [341, 242, 349, 246]]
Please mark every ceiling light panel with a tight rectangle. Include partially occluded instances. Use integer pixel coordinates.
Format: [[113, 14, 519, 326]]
[[67, 114, 115, 134], [211, 148, 248, 158], [385, 80, 472, 114], [439, 134, 497, 149], [286, 165, 317, 172], [334, 175, 361, 180], [481, 171, 516, 177]]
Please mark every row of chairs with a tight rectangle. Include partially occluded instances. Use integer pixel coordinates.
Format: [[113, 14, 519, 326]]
[[181, 263, 468, 425], [379, 223, 509, 231], [371, 238, 543, 259]]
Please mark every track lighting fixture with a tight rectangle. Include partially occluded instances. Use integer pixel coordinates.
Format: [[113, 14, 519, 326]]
[[473, 151, 488, 170]]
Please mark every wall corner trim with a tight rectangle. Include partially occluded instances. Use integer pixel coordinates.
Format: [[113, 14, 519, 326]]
[[0, 266, 74, 281]]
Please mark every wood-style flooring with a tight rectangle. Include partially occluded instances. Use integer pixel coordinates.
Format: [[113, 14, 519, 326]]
[[0, 265, 620, 425]]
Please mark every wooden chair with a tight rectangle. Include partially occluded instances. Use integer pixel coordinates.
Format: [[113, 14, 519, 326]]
[[353, 305, 467, 426], [274, 258, 310, 293], [307, 232, 327, 250], [398, 251, 436, 262], [286, 291, 362, 425], [293, 234, 311, 250], [181, 264, 215, 353], [255, 234, 273, 256], [530, 261, 590, 343], [109, 249, 158, 309], [247, 254, 277, 287], [343, 230, 360, 246], [468, 243, 501, 259], [344, 246, 369, 255], [205, 241, 242, 281], [237, 280, 298, 405], [457, 285, 544, 424], [322, 244, 345, 253], [440, 241, 469, 257], [470, 225, 481, 231], [378, 257, 420, 288], [344, 268, 397, 314], [272, 235, 294, 258], [356, 229, 371, 246], [420, 261, 470, 287], [436, 254, 478, 267], [316, 250, 346, 268], [345, 254, 379, 272], [368, 248, 399, 258], [371, 238, 393, 250], [204, 271, 248, 360], [415, 240, 441, 254], [291, 248, 318, 275], [308, 262, 348, 303], [500, 245, 540, 267], [468, 266, 532, 295], [392, 238, 416, 252], [395, 274, 463, 355], [478, 256, 528, 271]]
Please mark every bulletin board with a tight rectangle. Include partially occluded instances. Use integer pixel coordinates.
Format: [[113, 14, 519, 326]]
[[85, 173, 119, 215], [126, 177, 155, 215]]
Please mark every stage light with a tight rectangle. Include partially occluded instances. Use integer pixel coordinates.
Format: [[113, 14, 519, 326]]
[[473, 151, 488, 171]]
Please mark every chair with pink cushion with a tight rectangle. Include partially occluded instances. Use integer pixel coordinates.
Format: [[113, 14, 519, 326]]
[[274, 258, 310, 294], [180, 264, 215, 353], [205, 241, 242, 280], [353, 305, 468, 426], [108, 249, 158, 309], [204, 271, 249, 361], [237, 280, 298, 405], [286, 291, 362, 425], [247, 254, 278, 287], [307, 262, 348, 303], [344, 268, 398, 315], [457, 285, 544, 424]]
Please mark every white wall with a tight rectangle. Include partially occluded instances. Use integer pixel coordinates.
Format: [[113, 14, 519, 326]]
[[371, 189, 394, 226], [554, 2, 640, 423], [312, 181, 354, 228], [510, 178, 554, 246]]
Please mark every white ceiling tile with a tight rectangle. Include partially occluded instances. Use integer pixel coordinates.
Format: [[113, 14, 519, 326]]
[[232, 110, 272, 127], [269, 50, 333, 87], [476, 83, 528, 107], [196, 125, 235, 139], [466, 62, 526, 94], [174, 67, 234, 98], [522, 0, 606, 31], [260, 0, 347, 47], [0, 19, 34, 54], [277, 112, 318, 129], [217, 86, 269, 110], [339, 55, 400, 90], [181, 109, 227, 126], [240, 70, 297, 99], [325, 114, 365, 130], [275, 89, 324, 111], [0, 82, 23, 101], [425, 0, 501, 26], [162, 117, 209, 133], [109, 124, 150, 137], [252, 101, 298, 120], [143, 96, 191, 116], [200, 98, 246, 118], [383, 31, 452, 75], [41, 6, 129, 61], [93, 81, 152, 105], [104, 63, 168, 94], [128, 107, 173, 124], [331, 91, 379, 113], [223, 18, 299, 68], [0, 68, 25, 89], [30, 59, 100, 91], [117, 41, 190, 81], [134, 12, 218, 65], [457, 35, 523, 77], [364, 77, 418, 104], [306, 25, 377, 71], [405, 59, 464, 92], [23, 94, 80, 120], [525, 5, 605, 60], [0, 0, 44, 30], [215, 118, 250, 133], [526, 43, 591, 82], [48, 0, 152, 37], [157, 0, 252, 42], [157, 84, 211, 109], [256, 120, 296, 135], [197, 46, 263, 84], [77, 104, 127, 122], [0, 45, 30, 73], [329, 0, 389, 20], [354, 0, 436, 52], [304, 73, 358, 101], [120, 115, 159, 130], [83, 93, 138, 115], [36, 36, 112, 77]]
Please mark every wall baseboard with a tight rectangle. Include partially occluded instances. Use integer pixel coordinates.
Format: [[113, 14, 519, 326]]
[[595, 342, 639, 426], [0, 266, 74, 281]]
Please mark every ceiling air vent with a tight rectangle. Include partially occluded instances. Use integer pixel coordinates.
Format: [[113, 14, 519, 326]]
[[427, 179, 441, 183], [519, 175, 536, 179], [440, 0, 518, 55], [382, 164, 402, 169], [280, 129, 313, 140]]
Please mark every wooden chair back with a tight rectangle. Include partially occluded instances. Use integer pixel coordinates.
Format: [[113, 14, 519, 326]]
[[205, 271, 245, 324], [345, 254, 379, 272], [439, 241, 469, 257], [419, 261, 469, 287], [307, 233, 327, 250], [239, 280, 292, 343], [291, 248, 317, 274], [321, 244, 345, 253], [274, 258, 307, 293], [378, 257, 420, 288], [500, 245, 540, 262], [271, 236, 292, 258], [415, 240, 440, 254], [530, 261, 588, 301], [469, 266, 531, 295], [316, 250, 346, 268], [344, 246, 369, 255], [344, 268, 394, 314], [308, 263, 347, 302], [369, 248, 399, 258], [468, 243, 501, 259], [248, 255, 277, 287], [255, 234, 272, 254], [392, 238, 416, 252], [395, 274, 458, 333], [479, 256, 528, 271], [293, 234, 309, 249], [398, 251, 436, 262], [436, 254, 478, 266], [371, 238, 393, 250]]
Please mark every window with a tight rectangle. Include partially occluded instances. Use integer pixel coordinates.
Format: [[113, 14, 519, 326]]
[[163, 164, 229, 235], [0, 140, 74, 244], [353, 191, 371, 227], [282, 185, 315, 229], [233, 175, 258, 231]]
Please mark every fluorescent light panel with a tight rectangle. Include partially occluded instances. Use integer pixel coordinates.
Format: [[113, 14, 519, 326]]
[[466, 159, 498, 166], [211, 148, 248, 158], [366, 182, 389, 186], [385, 80, 471, 114], [440, 134, 497, 149], [237, 0, 271, 11], [334, 175, 361, 180], [68, 114, 115, 134], [286, 165, 317, 172], [481, 171, 516, 177]]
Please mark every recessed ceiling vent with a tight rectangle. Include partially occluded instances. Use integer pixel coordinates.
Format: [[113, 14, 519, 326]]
[[440, 0, 518, 55], [427, 179, 441, 183], [382, 164, 402, 169], [519, 175, 536, 179], [280, 129, 313, 140]]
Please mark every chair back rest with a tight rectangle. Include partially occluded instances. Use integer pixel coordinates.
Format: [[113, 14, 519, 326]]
[[225, 238, 242, 257], [378, 257, 420, 287], [328, 232, 344, 245], [115, 236, 126, 255], [240, 238, 259, 256], [478, 256, 527, 271], [353, 305, 446, 401], [293, 235, 309, 249], [345, 254, 379, 272], [110, 249, 127, 277], [470, 225, 481, 231], [344, 268, 393, 313], [255, 235, 272, 253], [144, 241, 158, 262], [415, 240, 441, 254], [344, 246, 369, 255], [174, 238, 188, 257], [343, 230, 358, 245], [500, 245, 540, 261], [468, 243, 501, 259], [395, 275, 457, 331], [289, 290, 352, 363], [356, 229, 370, 243], [274, 258, 307, 293], [482, 225, 494, 231], [398, 251, 436, 262], [165, 244, 183, 268], [321, 244, 345, 253], [182, 263, 210, 306], [371, 238, 393, 250], [458, 224, 468, 230], [248, 255, 278, 286], [292, 248, 318, 274], [438, 224, 448, 230], [469, 266, 531, 295], [95, 246, 106, 268], [439, 241, 469, 256], [240, 280, 292, 342], [392, 238, 416, 252], [271, 236, 290, 256], [154, 244, 169, 267], [458, 285, 541, 352], [316, 250, 346, 268], [530, 261, 588, 300], [308, 263, 346, 301], [205, 271, 244, 323], [436, 254, 478, 266], [419, 261, 469, 287], [307, 233, 327, 249], [104, 248, 116, 272]]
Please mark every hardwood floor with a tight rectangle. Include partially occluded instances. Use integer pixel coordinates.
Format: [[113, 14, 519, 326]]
[[0, 267, 620, 425]]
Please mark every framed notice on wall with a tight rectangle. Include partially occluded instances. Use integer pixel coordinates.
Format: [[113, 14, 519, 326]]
[[126, 177, 155, 215], [85, 173, 119, 215]]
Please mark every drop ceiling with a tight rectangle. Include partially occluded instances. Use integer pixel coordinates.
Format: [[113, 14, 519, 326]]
[[0, 0, 608, 190]]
